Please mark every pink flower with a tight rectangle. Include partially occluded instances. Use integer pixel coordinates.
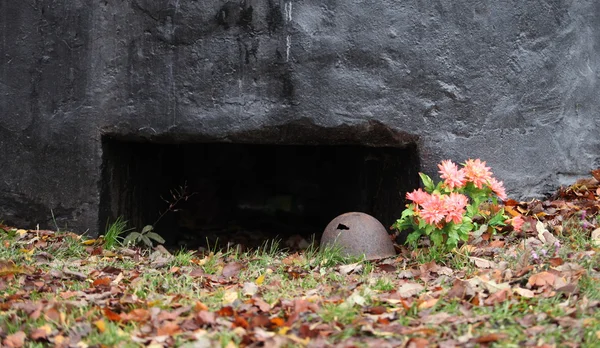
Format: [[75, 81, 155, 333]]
[[438, 160, 467, 190], [406, 188, 430, 205], [488, 177, 507, 200], [420, 193, 446, 225], [464, 159, 493, 189], [507, 215, 524, 232], [443, 192, 469, 224]]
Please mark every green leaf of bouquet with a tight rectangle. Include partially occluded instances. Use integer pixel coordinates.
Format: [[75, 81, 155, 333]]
[[142, 225, 154, 234], [425, 224, 435, 235], [406, 232, 421, 244], [401, 208, 415, 218], [487, 209, 507, 226], [430, 231, 444, 246], [419, 172, 435, 192]]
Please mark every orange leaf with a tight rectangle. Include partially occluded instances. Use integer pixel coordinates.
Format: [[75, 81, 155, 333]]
[[217, 306, 234, 317], [548, 258, 564, 267], [194, 301, 209, 312], [103, 307, 122, 322], [528, 272, 556, 288], [474, 333, 508, 343], [270, 317, 285, 328], [93, 277, 111, 287], [123, 308, 150, 322], [233, 315, 249, 329]]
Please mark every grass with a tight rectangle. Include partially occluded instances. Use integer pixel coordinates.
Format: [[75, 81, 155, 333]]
[[103, 217, 129, 250], [0, 214, 599, 347]]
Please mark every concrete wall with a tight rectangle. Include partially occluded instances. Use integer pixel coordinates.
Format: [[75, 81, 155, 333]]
[[1, 0, 598, 234]]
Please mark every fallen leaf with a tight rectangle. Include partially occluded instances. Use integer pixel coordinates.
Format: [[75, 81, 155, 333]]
[[157, 322, 181, 336], [528, 271, 556, 288], [513, 287, 535, 298], [548, 257, 564, 267], [470, 257, 496, 269], [339, 262, 363, 275], [377, 264, 397, 273], [222, 290, 239, 305], [3, 331, 26, 348], [591, 228, 600, 247], [94, 319, 106, 333], [103, 307, 122, 322], [418, 298, 438, 309], [222, 262, 244, 278], [196, 310, 216, 326], [446, 279, 474, 300], [0, 260, 27, 276], [255, 273, 266, 285], [473, 332, 508, 343], [398, 283, 424, 298], [406, 337, 429, 348], [242, 282, 259, 297], [92, 277, 111, 287], [30, 325, 52, 341]]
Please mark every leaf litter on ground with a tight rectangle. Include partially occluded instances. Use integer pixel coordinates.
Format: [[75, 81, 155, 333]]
[[0, 169, 600, 347]]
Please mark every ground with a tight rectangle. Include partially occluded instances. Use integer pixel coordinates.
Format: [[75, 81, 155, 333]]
[[0, 173, 599, 347]]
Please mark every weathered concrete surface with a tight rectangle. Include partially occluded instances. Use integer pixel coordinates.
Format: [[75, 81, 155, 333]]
[[1, 0, 599, 234]]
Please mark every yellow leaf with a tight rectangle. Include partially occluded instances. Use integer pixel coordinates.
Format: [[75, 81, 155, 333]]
[[39, 324, 52, 335], [278, 327, 291, 335], [94, 319, 106, 333], [222, 290, 238, 305], [255, 274, 265, 285], [418, 298, 438, 309], [17, 229, 28, 236], [20, 248, 35, 255], [81, 239, 97, 245]]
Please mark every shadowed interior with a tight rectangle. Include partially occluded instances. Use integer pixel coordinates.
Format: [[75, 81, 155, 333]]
[[99, 138, 420, 249]]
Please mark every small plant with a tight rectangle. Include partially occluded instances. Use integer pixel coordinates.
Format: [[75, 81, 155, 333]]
[[124, 182, 195, 248], [123, 224, 165, 248], [394, 159, 513, 250], [103, 217, 129, 249]]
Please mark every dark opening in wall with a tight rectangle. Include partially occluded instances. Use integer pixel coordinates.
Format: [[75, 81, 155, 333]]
[[99, 133, 420, 250]]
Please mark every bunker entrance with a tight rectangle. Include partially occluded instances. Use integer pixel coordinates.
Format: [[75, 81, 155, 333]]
[[100, 138, 420, 250]]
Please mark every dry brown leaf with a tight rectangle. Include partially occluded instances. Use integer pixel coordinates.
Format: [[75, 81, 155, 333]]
[[418, 298, 438, 309], [446, 279, 474, 300], [30, 324, 52, 341], [591, 228, 600, 247], [397, 283, 424, 298], [156, 321, 181, 336], [513, 287, 535, 298], [222, 262, 244, 278], [407, 337, 429, 348], [3, 331, 26, 348], [196, 310, 216, 325], [470, 257, 496, 269], [528, 271, 556, 288]]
